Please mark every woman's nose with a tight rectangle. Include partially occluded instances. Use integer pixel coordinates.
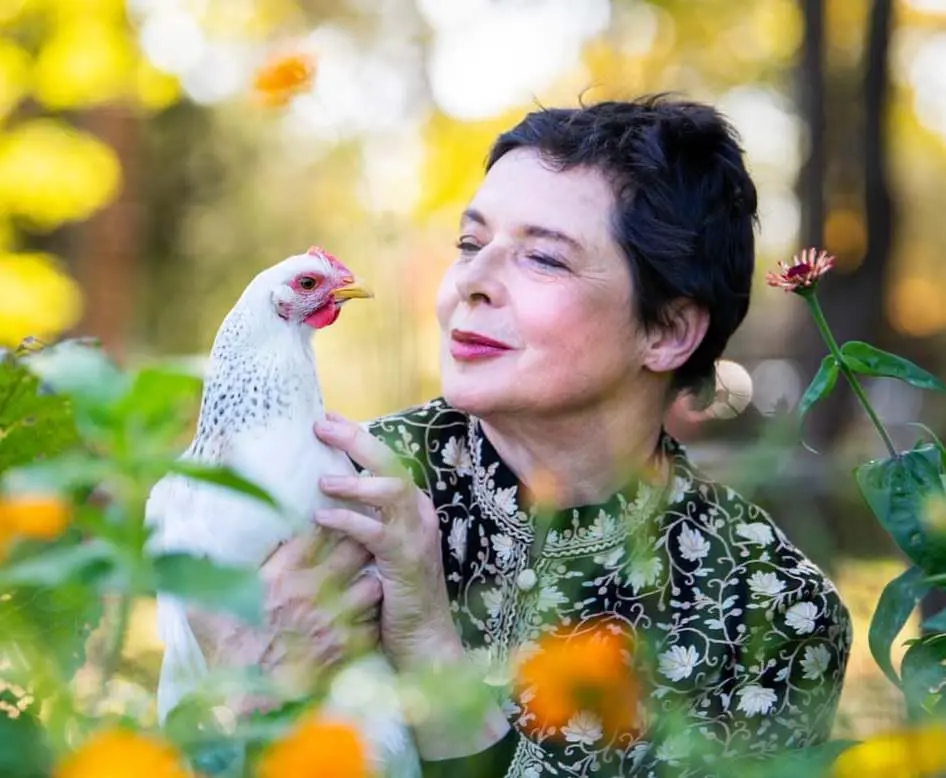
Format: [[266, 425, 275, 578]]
[[455, 247, 504, 305]]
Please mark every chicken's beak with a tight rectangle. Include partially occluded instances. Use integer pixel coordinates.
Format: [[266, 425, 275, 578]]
[[331, 277, 373, 301]]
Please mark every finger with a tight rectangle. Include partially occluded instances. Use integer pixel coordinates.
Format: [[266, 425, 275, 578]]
[[314, 508, 385, 555], [319, 474, 412, 511], [341, 572, 383, 620], [262, 533, 319, 577], [313, 416, 407, 479], [278, 536, 370, 592]]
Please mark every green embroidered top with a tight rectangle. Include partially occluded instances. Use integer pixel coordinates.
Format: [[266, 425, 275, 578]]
[[368, 398, 852, 778]]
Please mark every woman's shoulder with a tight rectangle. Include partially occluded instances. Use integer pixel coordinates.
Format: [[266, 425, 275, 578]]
[[366, 397, 468, 435], [364, 397, 471, 467], [665, 439, 848, 610]]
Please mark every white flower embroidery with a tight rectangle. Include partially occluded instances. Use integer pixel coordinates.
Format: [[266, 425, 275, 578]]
[[785, 601, 819, 635], [447, 518, 468, 563], [800, 644, 832, 680], [491, 534, 515, 567], [655, 732, 693, 764], [493, 485, 519, 516], [735, 522, 775, 546], [748, 571, 785, 597], [668, 475, 689, 504], [481, 587, 503, 618], [677, 525, 711, 561], [627, 555, 663, 593], [735, 684, 778, 716], [561, 711, 603, 745], [537, 584, 568, 612], [441, 435, 473, 475], [658, 644, 700, 681]]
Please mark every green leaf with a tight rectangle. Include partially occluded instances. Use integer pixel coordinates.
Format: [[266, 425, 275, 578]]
[[797, 355, 839, 421], [0, 703, 51, 778], [2, 454, 112, 496], [868, 566, 929, 686], [0, 350, 79, 476], [855, 445, 946, 573], [0, 540, 115, 588], [900, 635, 946, 717], [115, 367, 202, 434], [165, 461, 277, 507], [841, 341, 946, 393], [153, 553, 263, 625], [20, 338, 128, 406]]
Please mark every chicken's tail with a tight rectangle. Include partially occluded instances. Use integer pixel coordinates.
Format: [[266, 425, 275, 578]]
[[155, 593, 209, 724]]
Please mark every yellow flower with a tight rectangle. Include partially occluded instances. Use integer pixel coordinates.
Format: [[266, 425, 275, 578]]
[[54, 729, 189, 778], [514, 621, 640, 740], [257, 714, 369, 778], [0, 494, 71, 555], [766, 247, 835, 293], [832, 724, 946, 778], [252, 50, 315, 107]]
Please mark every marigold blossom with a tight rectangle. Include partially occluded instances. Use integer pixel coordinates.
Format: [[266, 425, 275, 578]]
[[765, 247, 835, 293], [832, 723, 946, 778], [54, 729, 189, 778], [0, 494, 70, 556], [257, 714, 369, 778], [514, 623, 640, 740], [253, 50, 315, 107]]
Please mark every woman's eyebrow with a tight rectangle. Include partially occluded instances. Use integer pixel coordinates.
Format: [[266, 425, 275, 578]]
[[460, 208, 583, 252]]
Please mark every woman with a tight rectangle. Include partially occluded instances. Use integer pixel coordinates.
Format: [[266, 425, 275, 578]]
[[212, 96, 852, 777]]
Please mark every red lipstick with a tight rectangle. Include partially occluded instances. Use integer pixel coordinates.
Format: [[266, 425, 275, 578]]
[[450, 330, 512, 361]]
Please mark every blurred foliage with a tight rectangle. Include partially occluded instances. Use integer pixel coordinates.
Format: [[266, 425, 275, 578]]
[[0, 0, 179, 347]]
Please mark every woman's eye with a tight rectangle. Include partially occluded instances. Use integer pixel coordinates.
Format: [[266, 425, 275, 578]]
[[455, 238, 481, 254], [298, 276, 317, 290], [528, 253, 567, 270]]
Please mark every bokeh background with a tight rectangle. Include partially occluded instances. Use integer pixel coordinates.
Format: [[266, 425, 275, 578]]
[[3, 0, 946, 741]]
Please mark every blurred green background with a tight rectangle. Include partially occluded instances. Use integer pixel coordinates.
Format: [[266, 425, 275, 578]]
[[2, 0, 945, 743]]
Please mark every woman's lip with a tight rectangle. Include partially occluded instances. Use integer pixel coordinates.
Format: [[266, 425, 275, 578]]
[[451, 330, 512, 349], [449, 330, 512, 361]]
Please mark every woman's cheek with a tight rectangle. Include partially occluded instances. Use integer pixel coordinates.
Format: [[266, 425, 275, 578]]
[[434, 268, 457, 329]]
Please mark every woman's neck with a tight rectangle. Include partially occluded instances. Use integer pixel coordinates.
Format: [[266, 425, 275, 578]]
[[478, 387, 667, 510]]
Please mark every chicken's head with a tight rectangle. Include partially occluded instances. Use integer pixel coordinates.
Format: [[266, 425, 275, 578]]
[[269, 246, 372, 329]]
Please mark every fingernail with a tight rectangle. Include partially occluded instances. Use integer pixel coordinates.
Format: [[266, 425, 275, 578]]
[[314, 420, 339, 436], [319, 475, 345, 488], [325, 411, 344, 422]]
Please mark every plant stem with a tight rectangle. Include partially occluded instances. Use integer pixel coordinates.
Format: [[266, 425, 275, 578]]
[[101, 593, 131, 687], [804, 292, 898, 458]]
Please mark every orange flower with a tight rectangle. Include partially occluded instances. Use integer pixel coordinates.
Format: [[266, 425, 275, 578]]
[[0, 494, 70, 555], [54, 728, 189, 778], [257, 714, 369, 778], [252, 50, 315, 107], [515, 623, 640, 740], [765, 247, 835, 293]]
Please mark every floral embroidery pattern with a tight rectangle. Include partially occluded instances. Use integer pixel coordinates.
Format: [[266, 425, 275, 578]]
[[369, 399, 852, 777]]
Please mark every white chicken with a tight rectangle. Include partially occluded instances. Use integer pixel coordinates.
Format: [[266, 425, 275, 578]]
[[145, 247, 420, 777]]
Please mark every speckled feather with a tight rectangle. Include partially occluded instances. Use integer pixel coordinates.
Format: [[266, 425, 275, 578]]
[[146, 251, 420, 778]]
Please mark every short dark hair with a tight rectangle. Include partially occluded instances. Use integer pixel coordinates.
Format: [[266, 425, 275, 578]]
[[486, 95, 758, 398]]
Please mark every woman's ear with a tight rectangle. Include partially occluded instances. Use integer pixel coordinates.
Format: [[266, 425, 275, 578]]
[[641, 300, 710, 374]]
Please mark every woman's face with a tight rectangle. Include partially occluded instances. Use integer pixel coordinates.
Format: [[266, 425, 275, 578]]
[[436, 147, 649, 418]]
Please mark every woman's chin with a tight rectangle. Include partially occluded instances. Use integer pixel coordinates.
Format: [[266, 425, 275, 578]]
[[441, 376, 511, 418]]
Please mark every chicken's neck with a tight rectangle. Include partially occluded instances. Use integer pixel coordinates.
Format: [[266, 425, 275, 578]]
[[192, 298, 324, 451]]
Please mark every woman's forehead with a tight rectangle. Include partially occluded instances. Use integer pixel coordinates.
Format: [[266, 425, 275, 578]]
[[466, 148, 616, 245]]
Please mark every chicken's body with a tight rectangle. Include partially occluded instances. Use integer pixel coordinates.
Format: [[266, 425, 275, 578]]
[[145, 250, 420, 778]]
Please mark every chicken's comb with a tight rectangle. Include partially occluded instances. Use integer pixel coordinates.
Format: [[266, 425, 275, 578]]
[[306, 245, 349, 275]]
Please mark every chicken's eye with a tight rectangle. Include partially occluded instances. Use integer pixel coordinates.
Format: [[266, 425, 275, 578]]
[[298, 276, 317, 291]]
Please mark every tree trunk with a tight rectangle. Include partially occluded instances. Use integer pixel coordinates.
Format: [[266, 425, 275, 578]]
[[71, 105, 141, 362], [798, 0, 826, 251]]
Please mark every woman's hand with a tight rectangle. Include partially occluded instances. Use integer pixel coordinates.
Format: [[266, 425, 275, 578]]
[[258, 531, 382, 675], [313, 414, 461, 671], [186, 530, 382, 713], [314, 414, 513, 760]]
